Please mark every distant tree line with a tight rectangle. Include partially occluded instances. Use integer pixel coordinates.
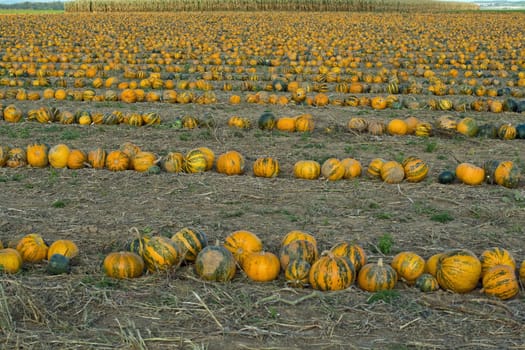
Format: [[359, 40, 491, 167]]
[[0, 1, 65, 10]]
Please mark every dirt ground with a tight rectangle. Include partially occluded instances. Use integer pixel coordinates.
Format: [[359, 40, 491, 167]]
[[1, 97, 525, 349]]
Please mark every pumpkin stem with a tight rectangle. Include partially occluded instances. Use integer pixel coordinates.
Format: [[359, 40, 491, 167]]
[[377, 258, 384, 267]]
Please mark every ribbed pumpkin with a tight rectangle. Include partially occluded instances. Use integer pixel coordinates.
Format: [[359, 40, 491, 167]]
[[309, 252, 355, 291], [103, 251, 145, 279], [285, 259, 311, 288], [6, 148, 27, 168], [367, 158, 385, 179], [367, 120, 386, 135], [387, 119, 408, 136], [380, 160, 405, 184], [47, 239, 79, 261], [195, 245, 236, 282], [455, 162, 485, 186], [456, 117, 479, 137], [357, 258, 398, 292], [3, 104, 23, 123], [228, 116, 251, 129], [171, 227, 208, 262], [497, 124, 517, 140], [330, 242, 367, 272], [141, 236, 183, 272], [162, 152, 184, 173], [0, 248, 23, 274], [402, 157, 429, 183], [105, 150, 130, 171], [216, 150, 245, 175], [494, 161, 521, 188], [119, 142, 141, 167], [404, 116, 420, 134], [520, 261, 525, 285], [480, 247, 516, 277], [87, 148, 106, 169], [415, 122, 432, 137], [321, 158, 345, 181], [0, 145, 9, 167], [258, 110, 276, 130], [132, 151, 158, 172], [67, 149, 87, 169], [436, 249, 481, 293], [391, 251, 425, 284], [279, 239, 318, 270], [16, 233, 49, 263], [253, 157, 279, 178], [224, 230, 263, 264], [26, 143, 49, 168], [281, 230, 318, 249], [293, 160, 321, 180], [347, 117, 368, 133], [424, 253, 445, 277], [483, 159, 500, 184], [242, 251, 280, 282], [340, 158, 362, 179], [295, 114, 315, 132], [184, 149, 208, 173], [481, 265, 519, 300], [48, 144, 71, 169], [197, 147, 215, 171], [415, 273, 440, 292]]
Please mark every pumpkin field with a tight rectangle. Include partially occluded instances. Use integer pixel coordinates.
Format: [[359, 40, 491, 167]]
[[1, 7, 525, 349]]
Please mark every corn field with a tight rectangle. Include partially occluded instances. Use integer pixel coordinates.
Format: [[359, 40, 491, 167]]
[[64, 0, 479, 12]]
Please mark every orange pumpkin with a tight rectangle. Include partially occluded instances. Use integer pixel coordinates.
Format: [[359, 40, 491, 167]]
[[481, 265, 519, 300], [357, 258, 397, 292], [279, 239, 318, 270], [294, 160, 321, 180], [216, 150, 245, 175], [370, 96, 387, 110], [340, 158, 362, 179], [16, 233, 48, 263], [105, 150, 130, 171], [162, 152, 184, 173], [295, 114, 315, 132], [242, 251, 280, 282], [47, 239, 79, 260], [132, 151, 158, 172], [387, 119, 408, 136], [281, 230, 317, 249], [321, 158, 345, 181], [0, 248, 23, 274], [480, 247, 516, 276], [309, 252, 356, 291], [48, 144, 71, 169], [87, 148, 106, 169], [367, 158, 386, 179], [380, 160, 405, 184], [391, 251, 425, 284], [67, 149, 87, 169], [224, 230, 263, 264], [330, 242, 367, 272], [26, 143, 49, 168], [276, 117, 296, 132], [424, 252, 445, 277], [455, 162, 485, 186], [253, 157, 280, 178]]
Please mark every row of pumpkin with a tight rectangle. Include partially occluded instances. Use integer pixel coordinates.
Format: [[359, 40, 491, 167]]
[[0, 142, 521, 188], [1, 230, 524, 301]]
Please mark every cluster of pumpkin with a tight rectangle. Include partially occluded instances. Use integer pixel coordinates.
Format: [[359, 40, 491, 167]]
[[347, 114, 525, 140], [0, 233, 78, 275], [437, 160, 521, 188], [99, 229, 525, 301], [0, 104, 161, 127]]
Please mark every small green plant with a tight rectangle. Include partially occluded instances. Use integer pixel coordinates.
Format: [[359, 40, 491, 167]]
[[61, 130, 81, 140], [425, 141, 438, 153], [52, 200, 66, 208], [366, 290, 400, 304], [430, 212, 454, 223], [377, 233, 394, 254]]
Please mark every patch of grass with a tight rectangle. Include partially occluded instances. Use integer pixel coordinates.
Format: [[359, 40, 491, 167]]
[[61, 129, 81, 140], [52, 200, 67, 208], [430, 211, 454, 223], [377, 233, 394, 254], [424, 140, 438, 153], [179, 132, 192, 141], [368, 201, 380, 209], [0, 174, 24, 182], [375, 212, 392, 220], [366, 290, 400, 304]]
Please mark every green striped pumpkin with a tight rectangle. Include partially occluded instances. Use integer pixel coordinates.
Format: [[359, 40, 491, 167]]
[[415, 273, 439, 292], [357, 258, 397, 292], [481, 265, 519, 300], [402, 157, 428, 183], [285, 259, 311, 288], [103, 251, 145, 279], [184, 149, 208, 173], [171, 227, 208, 262], [436, 249, 481, 293], [141, 236, 182, 272], [279, 239, 318, 270], [309, 252, 355, 291], [330, 242, 367, 272], [195, 245, 236, 282]]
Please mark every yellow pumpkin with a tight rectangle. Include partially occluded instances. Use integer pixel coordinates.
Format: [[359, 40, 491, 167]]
[[340, 158, 362, 179], [67, 149, 87, 169], [26, 143, 49, 168], [436, 249, 481, 293], [321, 158, 345, 181], [47, 239, 79, 260], [16, 233, 49, 263], [294, 160, 321, 180], [216, 150, 245, 175], [132, 151, 158, 172], [48, 144, 71, 169]]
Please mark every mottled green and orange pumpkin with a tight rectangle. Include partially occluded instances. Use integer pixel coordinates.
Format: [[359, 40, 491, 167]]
[[402, 157, 429, 183], [87, 148, 106, 169], [340, 158, 362, 179], [103, 251, 145, 279], [132, 151, 158, 172], [309, 252, 355, 291], [497, 124, 517, 140], [224, 230, 263, 264], [357, 258, 397, 292], [285, 259, 311, 288], [184, 148, 208, 173], [294, 160, 321, 180], [253, 157, 280, 178], [415, 273, 440, 292], [195, 245, 236, 282], [481, 265, 519, 300], [141, 236, 183, 272], [391, 251, 425, 284], [258, 110, 276, 130], [281, 230, 318, 249], [0, 248, 23, 274], [436, 249, 481, 293], [380, 160, 405, 184], [242, 251, 280, 282], [347, 117, 368, 133], [321, 158, 345, 181], [480, 247, 516, 277], [494, 161, 521, 188], [367, 158, 386, 179], [330, 242, 367, 272], [171, 227, 208, 262], [0, 145, 10, 167], [456, 117, 479, 137], [162, 152, 184, 173], [197, 147, 215, 171], [279, 239, 318, 270]]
